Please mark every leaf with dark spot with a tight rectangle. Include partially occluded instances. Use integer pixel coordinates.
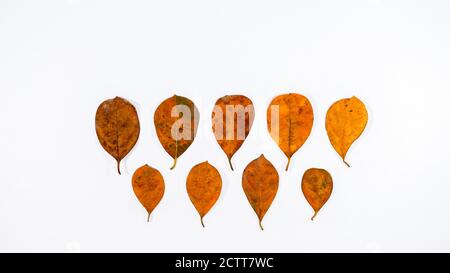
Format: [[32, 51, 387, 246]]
[[326, 96, 368, 167], [95, 96, 140, 174], [302, 168, 333, 220], [132, 164, 165, 222], [186, 161, 222, 227], [267, 93, 314, 171], [154, 95, 199, 170], [242, 155, 279, 230], [212, 95, 254, 170]]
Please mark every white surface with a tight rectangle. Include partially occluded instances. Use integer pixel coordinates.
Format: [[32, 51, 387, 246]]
[[1, 0, 450, 252]]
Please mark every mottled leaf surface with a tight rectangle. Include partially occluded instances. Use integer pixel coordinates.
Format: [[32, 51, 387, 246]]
[[242, 155, 279, 230], [301, 168, 333, 220], [132, 164, 165, 221], [154, 95, 199, 169], [186, 162, 222, 227], [212, 95, 254, 170], [95, 96, 140, 174]]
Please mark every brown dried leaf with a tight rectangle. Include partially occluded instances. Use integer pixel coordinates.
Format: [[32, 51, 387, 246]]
[[212, 95, 254, 170], [154, 95, 199, 170], [301, 168, 333, 221], [132, 164, 165, 222], [95, 96, 140, 174], [242, 155, 279, 230], [267, 93, 314, 171], [186, 161, 222, 227], [325, 96, 368, 167]]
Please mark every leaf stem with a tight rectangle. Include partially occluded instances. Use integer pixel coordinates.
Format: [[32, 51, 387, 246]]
[[228, 158, 234, 171], [259, 220, 264, 231], [170, 157, 177, 170], [343, 159, 350, 168], [117, 160, 121, 175], [200, 217, 205, 228], [170, 139, 178, 170], [311, 212, 318, 221], [285, 157, 291, 171]]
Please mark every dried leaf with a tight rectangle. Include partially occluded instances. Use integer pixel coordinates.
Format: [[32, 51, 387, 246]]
[[242, 155, 279, 230], [212, 95, 255, 170], [325, 96, 368, 167], [186, 161, 222, 227], [132, 164, 165, 222], [95, 96, 140, 174], [301, 168, 333, 221], [154, 95, 199, 170], [267, 93, 314, 171]]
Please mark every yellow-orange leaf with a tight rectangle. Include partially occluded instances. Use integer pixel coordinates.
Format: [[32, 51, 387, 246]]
[[154, 95, 199, 170], [212, 95, 254, 170], [132, 164, 165, 222], [267, 93, 314, 171], [325, 96, 368, 167], [242, 155, 279, 230], [186, 162, 222, 227], [301, 168, 333, 221]]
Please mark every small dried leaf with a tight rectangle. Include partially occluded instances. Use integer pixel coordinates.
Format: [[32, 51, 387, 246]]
[[95, 96, 140, 174], [301, 168, 333, 221], [186, 161, 222, 227], [325, 96, 368, 167], [132, 164, 165, 222], [267, 93, 314, 171], [154, 95, 199, 170], [242, 155, 279, 230], [212, 95, 255, 170]]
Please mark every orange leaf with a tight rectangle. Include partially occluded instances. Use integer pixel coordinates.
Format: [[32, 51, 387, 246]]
[[132, 164, 165, 222], [267, 93, 314, 171], [212, 95, 254, 170], [301, 168, 333, 221], [186, 162, 222, 227], [154, 95, 199, 170], [95, 96, 140, 174], [325, 96, 368, 167], [242, 155, 279, 230]]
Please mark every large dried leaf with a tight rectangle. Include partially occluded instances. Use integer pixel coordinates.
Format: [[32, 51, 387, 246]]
[[132, 164, 165, 222], [242, 155, 279, 230], [301, 168, 333, 220], [154, 95, 199, 170], [325, 96, 368, 167], [212, 95, 254, 170], [95, 96, 140, 174], [186, 161, 222, 227], [267, 93, 314, 171]]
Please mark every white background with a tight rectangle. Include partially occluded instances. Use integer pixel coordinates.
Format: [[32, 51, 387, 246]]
[[1, 0, 450, 252]]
